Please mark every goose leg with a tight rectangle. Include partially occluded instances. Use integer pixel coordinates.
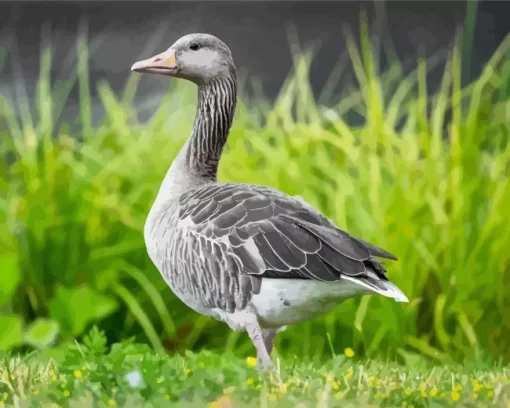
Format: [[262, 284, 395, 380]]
[[257, 329, 277, 368], [246, 321, 273, 370], [262, 329, 277, 356]]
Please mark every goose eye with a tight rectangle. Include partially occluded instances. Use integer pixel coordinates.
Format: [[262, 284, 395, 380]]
[[189, 43, 200, 51]]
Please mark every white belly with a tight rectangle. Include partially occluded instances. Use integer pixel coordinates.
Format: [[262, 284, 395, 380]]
[[249, 277, 370, 328]]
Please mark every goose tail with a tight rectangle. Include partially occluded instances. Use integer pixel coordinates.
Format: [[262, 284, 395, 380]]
[[341, 275, 409, 303]]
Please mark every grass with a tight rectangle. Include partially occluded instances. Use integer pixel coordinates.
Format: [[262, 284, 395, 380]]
[[1, 21, 510, 366], [0, 328, 509, 407]]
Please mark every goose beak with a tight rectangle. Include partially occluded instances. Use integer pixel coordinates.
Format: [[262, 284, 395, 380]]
[[131, 49, 177, 75]]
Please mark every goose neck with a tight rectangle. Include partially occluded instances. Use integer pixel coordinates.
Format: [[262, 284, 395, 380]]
[[184, 74, 237, 180]]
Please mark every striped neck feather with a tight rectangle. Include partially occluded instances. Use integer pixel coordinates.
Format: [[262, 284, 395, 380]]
[[185, 73, 237, 180]]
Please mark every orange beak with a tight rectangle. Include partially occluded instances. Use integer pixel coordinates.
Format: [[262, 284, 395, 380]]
[[131, 49, 177, 75]]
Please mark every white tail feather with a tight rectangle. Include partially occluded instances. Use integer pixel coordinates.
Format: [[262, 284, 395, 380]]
[[341, 275, 409, 303]]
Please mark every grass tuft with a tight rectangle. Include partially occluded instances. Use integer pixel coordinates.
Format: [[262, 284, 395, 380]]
[[0, 329, 509, 407]]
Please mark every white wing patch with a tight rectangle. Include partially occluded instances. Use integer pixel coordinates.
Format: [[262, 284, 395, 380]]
[[241, 237, 267, 273]]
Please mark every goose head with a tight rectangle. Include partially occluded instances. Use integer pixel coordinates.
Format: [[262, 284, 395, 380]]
[[131, 33, 235, 84]]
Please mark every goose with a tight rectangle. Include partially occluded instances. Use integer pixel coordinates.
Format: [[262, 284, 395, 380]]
[[131, 33, 408, 370]]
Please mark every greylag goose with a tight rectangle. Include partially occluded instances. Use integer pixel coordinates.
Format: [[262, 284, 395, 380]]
[[131, 33, 408, 370]]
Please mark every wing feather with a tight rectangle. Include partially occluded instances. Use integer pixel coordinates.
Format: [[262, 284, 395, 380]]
[[190, 198, 220, 222], [301, 254, 338, 281], [271, 217, 321, 253], [253, 233, 293, 271], [213, 202, 247, 229], [279, 214, 370, 261]]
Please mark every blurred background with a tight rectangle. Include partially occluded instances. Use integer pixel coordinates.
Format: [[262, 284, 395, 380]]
[[1, 1, 508, 121], [1, 0, 509, 365]]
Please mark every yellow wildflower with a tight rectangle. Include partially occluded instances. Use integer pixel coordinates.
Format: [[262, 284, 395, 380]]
[[73, 370, 83, 379], [451, 390, 461, 401], [63, 390, 71, 398], [429, 388, 438, 397], [246, 357, 257, 368], [473, 393, 478, 399], [343, 367, 353, 381], [344, 348, 355, 358], [246, 377, 255, 386], [208, 403, 220, 408], [107, 399, 116, 407]]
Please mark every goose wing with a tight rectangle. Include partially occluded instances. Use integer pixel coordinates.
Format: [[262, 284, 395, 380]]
[[177, 183, 397, 284]]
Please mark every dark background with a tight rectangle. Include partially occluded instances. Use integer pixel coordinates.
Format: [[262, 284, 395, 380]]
[[0, 1, 508, 122]]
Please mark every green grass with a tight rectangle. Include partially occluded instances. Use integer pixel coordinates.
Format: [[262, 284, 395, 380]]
[[0, 328, 509, 407], [1, 24, 510, 365]]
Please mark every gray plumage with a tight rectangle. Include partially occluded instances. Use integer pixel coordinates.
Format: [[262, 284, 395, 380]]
[[131, 33, 408, 370]]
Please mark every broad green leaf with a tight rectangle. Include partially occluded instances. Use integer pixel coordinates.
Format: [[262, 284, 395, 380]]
[[24, 318, 60, 349], [0, 315, 23, 350], [48, 285, 118, 336]]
